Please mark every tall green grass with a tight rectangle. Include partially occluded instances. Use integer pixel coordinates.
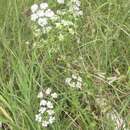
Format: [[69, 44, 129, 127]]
[[0, 0, 130, 129]]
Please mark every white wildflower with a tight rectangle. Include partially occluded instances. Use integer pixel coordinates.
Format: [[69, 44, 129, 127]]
[[75, 0, 81, 7], [40, 3, 48, 10], [69, 0, 83, 16], [47, 110, 55, 115], [38, 18, 48, 27], [48, 116, 55, 124], [69, 82, 76, 88], [51, 93, 58, 99], [72, 74, 77, 79], [73, 5, 80, 11], [36, 88, 58, 127], [42, 120, 49, 127], [76, 81, 82, 89], [39, 107, 46, 114], [37, 91, 43, 98], [45, 9, 55, 18], [36, 10, 45, 17], [45, 88, 52, 95], [40, 99, 47, 106], [47, 101, 53, 109], [66, 74, 83, 89], [35, 113, 42, 122], [77, 76, 82, 82], [57, 0, 64, 4], [31, 13, 38, 21], [61, 20, 73, 26], [31, 4, 38, 13], [65, 77, 72, 84]]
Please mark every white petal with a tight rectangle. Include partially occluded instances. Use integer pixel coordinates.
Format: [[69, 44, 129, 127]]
[[69, 82, 76, 88], [45, 88, 52, 95], [36, 10, 45, 17], [51, 93, 58, 99], [76, 81, 82, 89], [31, 4, 38, 13], [42, 121, 49, 127], [47, 110, 55, 115], [72, 74, 77, 79], [45, 9, 55, 18], [77, 76, 82, 82], [40, 99, 47, 106], [40, 3, 48, 10], [38, 18, 48, 27], [39, 107, 46, 114], [57, 0, 64, 4], [35, 114, 42, 122], [65, 77, 72, 84], [31, 13, 38, 21], [49, 116, 55, 124], [47, 101, 53, 109], [37, 91, 43, 98]]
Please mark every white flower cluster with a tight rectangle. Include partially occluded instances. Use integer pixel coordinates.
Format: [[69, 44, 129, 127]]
[[69, 0, 83, 16], [57, 0, 64, 4], [65, 74, 82, 89], [35, 88, 58, 127], [30, 0, 83, 36], [31, 2, 55, 31]]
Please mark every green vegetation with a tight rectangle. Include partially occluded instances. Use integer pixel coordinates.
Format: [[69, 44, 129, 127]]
[[0, 0, 130, 130]]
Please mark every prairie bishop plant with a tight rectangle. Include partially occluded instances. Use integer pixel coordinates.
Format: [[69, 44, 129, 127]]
[[65, 73, 83, 90], [35, 88, 58, 128], [29, 0, 83, 47]]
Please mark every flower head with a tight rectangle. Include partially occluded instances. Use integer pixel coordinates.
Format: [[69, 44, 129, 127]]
[[49, 116, 55, 124], [35, 87, 58, 128], [40, 3, 48, 10], [57, 0, 65, 4], [47, 101, 53, 109], [39, 107, 46, 114], [47, 110, 55, 115], [38, 18, 48, 27], [35, 113, 42, 122], [51, 93, 58, 99], [37, 91, 43, 98], [40, 99, 47, 106], [45, 88, 52, 95], [31, 4, 38, 13], [42, 120, 49, 127], [45, 9, 55, 18], [65, 74, 82, 89], [31, 13, 38, 21]]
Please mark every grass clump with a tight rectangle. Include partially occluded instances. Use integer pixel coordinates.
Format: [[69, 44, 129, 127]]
[[0, 0, 130, 130]]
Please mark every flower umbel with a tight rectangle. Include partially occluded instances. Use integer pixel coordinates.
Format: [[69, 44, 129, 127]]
[[35, 88, 58, 128], [65, 74, 83, 89]]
